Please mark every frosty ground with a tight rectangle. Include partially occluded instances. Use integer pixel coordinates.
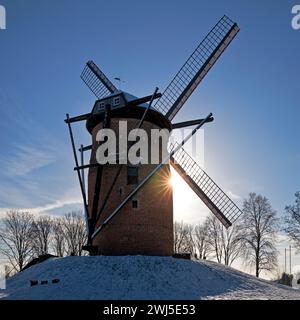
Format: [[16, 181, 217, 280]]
[[0, 256, 299, 300]]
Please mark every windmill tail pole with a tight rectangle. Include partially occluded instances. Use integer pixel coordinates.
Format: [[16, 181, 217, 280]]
[[91, 112, 213, 239], [80, 144, 89, 236], [65, 114, 91, 243]]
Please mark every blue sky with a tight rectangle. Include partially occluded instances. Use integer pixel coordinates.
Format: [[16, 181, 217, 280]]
[[0, 1, 299, 272]]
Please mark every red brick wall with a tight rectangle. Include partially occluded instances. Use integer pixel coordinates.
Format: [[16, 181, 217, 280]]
[[87, 117, 174, 256]]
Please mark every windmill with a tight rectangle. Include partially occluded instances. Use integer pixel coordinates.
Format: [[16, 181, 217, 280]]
[[65, 15, 242, 256]]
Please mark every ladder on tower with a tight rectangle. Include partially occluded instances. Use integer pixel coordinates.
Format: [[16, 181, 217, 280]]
[[169, 142, 242, 228]]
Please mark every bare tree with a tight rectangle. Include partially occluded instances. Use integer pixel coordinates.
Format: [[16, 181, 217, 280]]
[[206, 215, 223, 263], [0, 210, 35, 271], [204, 215, 242, 266], [193, 221, 210, 259], [174, 221, 194, 254], [32, 215, 52, 256], [61, 211, 87, 256], [283, 191, 300, 252], [185, 224, 194, 255], [221, 222, 243, 266], [241, 193, 278, 277], [52, 218, 66, 257]]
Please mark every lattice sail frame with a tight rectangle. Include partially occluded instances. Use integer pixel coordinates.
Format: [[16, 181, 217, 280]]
[[154, 15, 239, 121], [169, 142, 242, 227], [81, 60, 117, 99]]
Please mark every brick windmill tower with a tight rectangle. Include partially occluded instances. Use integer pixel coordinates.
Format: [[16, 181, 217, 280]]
[[65, 15, 242, 256]]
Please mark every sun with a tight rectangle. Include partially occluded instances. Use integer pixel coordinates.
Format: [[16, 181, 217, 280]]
[[169, 176, 175, 187], [168, 173, 184, 189], [168, 170, 186, 189]]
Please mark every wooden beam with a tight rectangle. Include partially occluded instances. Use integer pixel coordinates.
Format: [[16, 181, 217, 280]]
[[127, 92, 162, 107], [172, 117, 214, 129], [64, 113, 91, 124]]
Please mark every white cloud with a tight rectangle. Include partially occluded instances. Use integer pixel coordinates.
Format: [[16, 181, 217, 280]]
[[0, 193, 83, 218], [227, 190, 242, 200], [24, 196, 83, 216], [1, 144, 56, 177], [277, 232, 291, 244]]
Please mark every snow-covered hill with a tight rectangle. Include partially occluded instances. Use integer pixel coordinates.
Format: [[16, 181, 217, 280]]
[[0, 256, 299, 300]]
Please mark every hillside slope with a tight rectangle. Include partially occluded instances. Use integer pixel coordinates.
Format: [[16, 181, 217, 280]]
[[0, 256, 299, 300]]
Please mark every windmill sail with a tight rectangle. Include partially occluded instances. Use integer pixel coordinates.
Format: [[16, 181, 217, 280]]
[[169, 142, 242, 228], [154, 15, 239, 121], [81, 60, 118, 99]]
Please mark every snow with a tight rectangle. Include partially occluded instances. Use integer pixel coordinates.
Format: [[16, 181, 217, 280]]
[[0, 256, 299, 300]]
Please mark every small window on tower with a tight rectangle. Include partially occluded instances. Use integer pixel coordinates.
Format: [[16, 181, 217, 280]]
[[127, 166, 138, 185], [97, 102, 105, 112], [113, 97, 120, 107], [132, 200, 138, 209]]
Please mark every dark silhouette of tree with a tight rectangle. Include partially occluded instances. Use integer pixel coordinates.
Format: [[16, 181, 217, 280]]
[[0, 210, 88, 272], [61, 211, 87, 256], [174, 221, 194, 254], [32, 215, 52, 256], [51, 218, 66, 257], [221, 223, 243, 266], [283, 191, 300, 252], [241, 193, 278, 277], [206, 215, 223, 263], [205, 215, 242, 266], [193, 221, 210, 259], [0, 210, 35, 271]]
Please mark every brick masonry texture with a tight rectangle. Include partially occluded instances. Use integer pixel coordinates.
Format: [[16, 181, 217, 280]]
[[88, 117, 174, 256]]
